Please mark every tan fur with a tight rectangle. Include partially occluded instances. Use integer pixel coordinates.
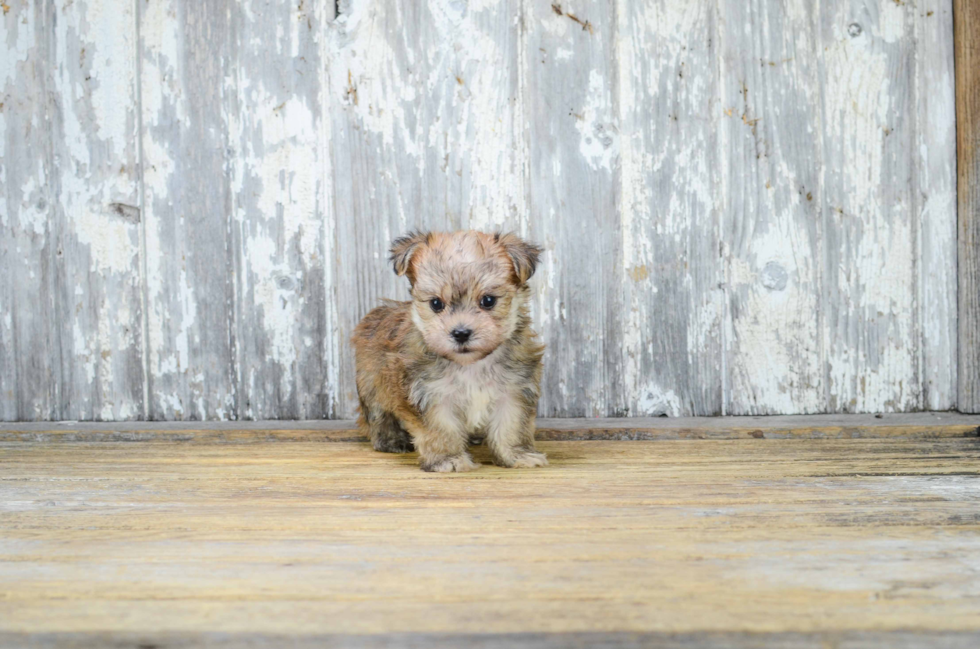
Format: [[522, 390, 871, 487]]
[[352, 231, 546, 472]]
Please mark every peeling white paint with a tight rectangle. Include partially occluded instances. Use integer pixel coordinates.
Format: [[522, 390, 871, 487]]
[[636, 385, 682, 417], [72, 211, 139, 275], [879, 1, 907, 44], [71, 320, 95, 386], [0, 2, 35, 85], [14, 174, 47, 235], [156, 392, 184, 417], [575, 70, 618, 172]]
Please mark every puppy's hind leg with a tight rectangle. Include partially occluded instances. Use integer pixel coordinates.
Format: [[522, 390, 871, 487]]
[[362, 399, 414, 453]]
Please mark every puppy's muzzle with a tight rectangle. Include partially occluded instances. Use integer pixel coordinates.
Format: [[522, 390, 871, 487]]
[[451, 327, 473, 344]]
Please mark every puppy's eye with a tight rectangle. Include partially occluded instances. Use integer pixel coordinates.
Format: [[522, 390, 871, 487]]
[[480, 295, 497, 310], [429, 298, 445, 313]]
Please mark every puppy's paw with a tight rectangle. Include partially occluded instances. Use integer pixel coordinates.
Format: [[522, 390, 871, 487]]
[[421, 453, 480, 473], [498, 450, 548, 468], [373, 436, 414, 454]]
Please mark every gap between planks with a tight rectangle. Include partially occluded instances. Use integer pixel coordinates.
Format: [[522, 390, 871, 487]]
[[1, 413, 978, 443], [0, 631, 977, 649]]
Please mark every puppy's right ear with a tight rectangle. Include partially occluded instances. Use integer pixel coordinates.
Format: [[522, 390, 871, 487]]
[[390, 231, 429, 279]]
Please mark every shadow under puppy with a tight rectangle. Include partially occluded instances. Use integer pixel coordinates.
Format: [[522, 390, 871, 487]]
[[352, 230, 547, 472]]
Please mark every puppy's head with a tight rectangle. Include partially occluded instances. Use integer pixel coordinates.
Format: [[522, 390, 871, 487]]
[[390, 230, 541, 365]]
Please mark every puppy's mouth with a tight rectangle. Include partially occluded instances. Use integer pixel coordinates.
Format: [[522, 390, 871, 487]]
[[451, 344, 495, 362]]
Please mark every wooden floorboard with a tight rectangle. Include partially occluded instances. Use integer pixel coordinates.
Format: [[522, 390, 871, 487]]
[[1, 432, 979, 647], [0, 631, 978, 649]]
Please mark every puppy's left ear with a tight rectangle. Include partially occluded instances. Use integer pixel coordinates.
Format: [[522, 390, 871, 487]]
[[390, 230, 429, 280], [497, 232, 542, 284]]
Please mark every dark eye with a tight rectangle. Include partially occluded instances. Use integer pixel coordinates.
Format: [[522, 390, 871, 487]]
[[480, 295, 497, 310], [429, 298, 445, 313]]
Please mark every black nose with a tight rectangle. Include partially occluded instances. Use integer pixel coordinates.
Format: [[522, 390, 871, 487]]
[[451, 328, 472, 344]]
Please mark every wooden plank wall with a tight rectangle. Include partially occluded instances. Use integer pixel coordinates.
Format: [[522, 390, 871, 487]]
[[0, 0, 962, 421]]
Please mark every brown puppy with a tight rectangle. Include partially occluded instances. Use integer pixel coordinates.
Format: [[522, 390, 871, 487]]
[[352, 230, 547, 472]]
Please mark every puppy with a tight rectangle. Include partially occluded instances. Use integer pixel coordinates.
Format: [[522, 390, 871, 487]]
[[352, 230, 547, 472]]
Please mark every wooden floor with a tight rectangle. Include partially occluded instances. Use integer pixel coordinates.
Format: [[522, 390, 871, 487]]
[[2, 418, 980, 648]]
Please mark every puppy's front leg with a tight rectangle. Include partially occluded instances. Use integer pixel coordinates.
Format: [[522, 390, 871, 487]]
[[400, 405, 477, 473], [486, 395, 547, 468]]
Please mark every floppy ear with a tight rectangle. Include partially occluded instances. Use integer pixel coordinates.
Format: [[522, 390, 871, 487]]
[[389, 231, 429, 279], [497, 232, 542, 284]]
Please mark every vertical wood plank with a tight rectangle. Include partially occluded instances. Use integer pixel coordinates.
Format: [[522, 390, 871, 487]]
[[1, 1, 143, 421], [818, 0, 921, 413], [524, 1, 625, 417], [720, 0, 825, 414], [229, 0, 335, 419], [615, 1, 724, 416], [917, 0, 957, 410], [53, 0, 145, 420], [140, 0, 238, 419], [328, 0, 525, 417], [955, 0, 980, 412], [1, 4, 60, 420]]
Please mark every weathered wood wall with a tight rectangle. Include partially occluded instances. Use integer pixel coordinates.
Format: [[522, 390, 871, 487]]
[[0, 0, 962, 421]]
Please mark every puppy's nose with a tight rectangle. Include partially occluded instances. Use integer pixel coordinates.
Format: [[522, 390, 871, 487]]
[[451, 327, 472, 344]]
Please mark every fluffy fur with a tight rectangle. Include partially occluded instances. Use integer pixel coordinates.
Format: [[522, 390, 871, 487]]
[[352, 230, 547, 472]]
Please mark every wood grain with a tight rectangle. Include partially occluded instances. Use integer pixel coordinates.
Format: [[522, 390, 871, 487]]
[[0, 1, 144, 420], [2, 435, 979, 641], [956, 0, 980, 412]]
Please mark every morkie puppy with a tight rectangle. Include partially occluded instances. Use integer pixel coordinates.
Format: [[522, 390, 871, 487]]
[[352, 230, 547, 472]]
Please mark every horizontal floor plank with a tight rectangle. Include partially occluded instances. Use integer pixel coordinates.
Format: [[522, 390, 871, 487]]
[[1, 631, 978, 649]]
